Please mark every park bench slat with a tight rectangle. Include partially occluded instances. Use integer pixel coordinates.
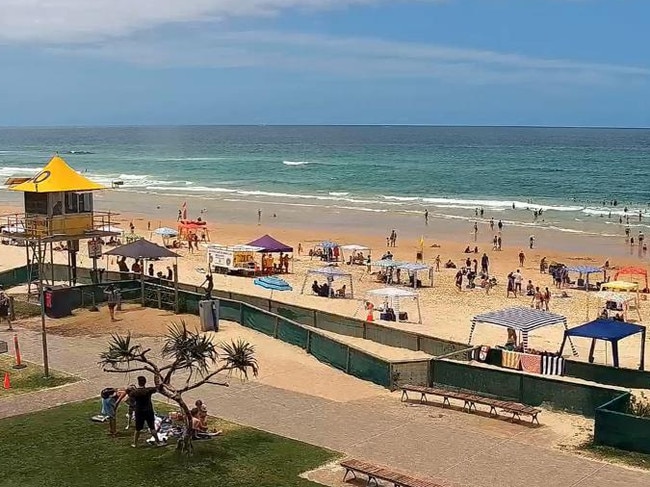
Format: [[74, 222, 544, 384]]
[[401, 384, 541, 425], [340, 458, 444, 487]]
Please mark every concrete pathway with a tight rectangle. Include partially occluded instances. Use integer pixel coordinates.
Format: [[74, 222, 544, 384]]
[[1, 328, 648, 487]]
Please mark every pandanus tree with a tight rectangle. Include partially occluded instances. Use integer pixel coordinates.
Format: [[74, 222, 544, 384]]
[[99, 321, 258, 453]]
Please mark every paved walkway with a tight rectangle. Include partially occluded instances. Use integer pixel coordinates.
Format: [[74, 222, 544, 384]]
[[1, 328, 648, 487]]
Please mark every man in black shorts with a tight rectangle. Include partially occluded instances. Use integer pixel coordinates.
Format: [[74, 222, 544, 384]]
[[128, 375, 162, 448]]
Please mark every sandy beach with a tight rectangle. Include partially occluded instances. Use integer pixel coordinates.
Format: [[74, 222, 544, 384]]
[[1, 186, 649, 370]]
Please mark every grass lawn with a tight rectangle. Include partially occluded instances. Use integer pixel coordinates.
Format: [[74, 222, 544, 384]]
[[580, 442, 650, 470], [0, 400, 338, 487], [0, 355, 78, 396]]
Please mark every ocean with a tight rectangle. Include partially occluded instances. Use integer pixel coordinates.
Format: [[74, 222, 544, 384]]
[[1, 125, 649, 238]]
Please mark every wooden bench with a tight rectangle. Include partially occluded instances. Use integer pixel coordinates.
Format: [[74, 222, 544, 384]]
[[400, 384, 541, 425], [340, 458, 443, 487]]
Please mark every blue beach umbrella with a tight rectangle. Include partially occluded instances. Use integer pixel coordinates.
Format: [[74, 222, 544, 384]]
[[254, 276, 293, 299], [153, 227, 178, 238]]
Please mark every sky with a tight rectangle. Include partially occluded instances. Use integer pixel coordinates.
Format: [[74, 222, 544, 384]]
[[0, 0, 648, 127]]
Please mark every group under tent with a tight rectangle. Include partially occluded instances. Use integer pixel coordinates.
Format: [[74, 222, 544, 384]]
[[560, 319, 646, 369], [396, 262, 434, 288], [340, 244, 371, 265], [469, 307, 576, 355], [104, 238, 180, 310], [310, 240, 340, 262], [300, 266, 354, 298], [600, 280, 640, 307], [565, 265, 604, 290], [365, 287, 422, 324], [596, 290, 642, 322]]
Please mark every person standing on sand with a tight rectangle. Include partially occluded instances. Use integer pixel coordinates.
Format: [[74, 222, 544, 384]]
[[473, 222, 478, 240], [529, 235, 535, 249], [497, 236, 502, 251], [455, 270, 463, 291], [492, 235, 498, 250], [297, 243, 303, 255], [435, 255, 441, 272], [481, 253, 489, 274], [424, 209, 429, 225], [506, 273, 515, 297], [513, 269, 523, 296], [490, 218, 494, 231], [544, 287, 551, 311], [498, 220, 503, 231], [104, 284, 119, 322], [257, 209, 262, 225], [518, 250, 525, 267]]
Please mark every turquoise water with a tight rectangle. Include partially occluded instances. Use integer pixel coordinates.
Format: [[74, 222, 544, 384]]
[[1, 126, 649, 235]]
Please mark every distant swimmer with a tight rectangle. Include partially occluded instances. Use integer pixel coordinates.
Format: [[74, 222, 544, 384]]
[[512, 202, 516, 209]]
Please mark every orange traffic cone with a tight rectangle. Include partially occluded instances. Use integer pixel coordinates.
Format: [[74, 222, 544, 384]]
[[3, 372, 10, 390]]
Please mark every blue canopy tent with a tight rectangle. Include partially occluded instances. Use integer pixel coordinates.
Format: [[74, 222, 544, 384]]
[[559, 319, 646, 369], [565, 265, 603, 290], [469, 307, 577, 355]]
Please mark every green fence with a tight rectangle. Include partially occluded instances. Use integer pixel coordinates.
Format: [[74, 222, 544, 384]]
[[431, 359, 625, 417], [0, 265, 33, 288], [314, 311, 366, 338], [564, 359, 650, 390], [390, 360, 431, 388], [593, 393, 650, 454]]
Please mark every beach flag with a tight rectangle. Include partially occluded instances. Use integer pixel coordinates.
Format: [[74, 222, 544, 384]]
[[181, 201, 187, 220], [419, 235, 424, 251]]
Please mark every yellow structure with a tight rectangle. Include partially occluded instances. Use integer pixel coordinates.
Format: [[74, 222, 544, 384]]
[[8, 155, 106, 238], [1, 155, 117, 291]]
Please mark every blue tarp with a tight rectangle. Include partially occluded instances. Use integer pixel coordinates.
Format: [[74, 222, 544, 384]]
[[566, 319, 645, 342], [565, 265, 603, 274]]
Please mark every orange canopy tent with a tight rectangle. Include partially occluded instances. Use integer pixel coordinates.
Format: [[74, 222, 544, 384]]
[[177, 220, 209, 240], [615, 266, 648, 291]]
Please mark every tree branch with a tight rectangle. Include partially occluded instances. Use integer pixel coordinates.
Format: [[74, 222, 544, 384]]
[[177, 367, 232, 393], [102, 366, 155, 374]]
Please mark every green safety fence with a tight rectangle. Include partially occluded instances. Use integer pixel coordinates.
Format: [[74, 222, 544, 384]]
[[230, 291, 271, 312], [347, 348, 391, 388], [242, 305, 276, 336], [276, 318, 309, 349], [270, 302, 316, 326], [309, 333, 349, 372], [593, 393, 650, 454], [432, 360, 521, 401], [419, 335, 469, 357], [365, 322, 419, 350], [219, 300, 242, 322], [0, 265, 33, 288], [390, 360, 431, 388], [314, 311, 365, 338], [564, 359, 650, 390]]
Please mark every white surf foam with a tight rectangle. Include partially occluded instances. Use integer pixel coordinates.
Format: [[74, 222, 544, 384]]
[[282, 161, 312, 166]]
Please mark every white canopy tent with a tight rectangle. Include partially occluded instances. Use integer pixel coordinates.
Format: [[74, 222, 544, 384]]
[[301, 266, 354, 298], [366, 287, 422, 324], [397, 262, 434, 288], [597, 291, 642, 322]]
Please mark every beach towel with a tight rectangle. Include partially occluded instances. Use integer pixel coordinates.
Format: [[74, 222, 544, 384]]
[[520, 353, 542, 374], [541, 355, 565, 376], [501, 350, 521, 370]]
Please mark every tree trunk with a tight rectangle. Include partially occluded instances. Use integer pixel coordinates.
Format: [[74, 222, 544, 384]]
[[173, 395, 195, 454]]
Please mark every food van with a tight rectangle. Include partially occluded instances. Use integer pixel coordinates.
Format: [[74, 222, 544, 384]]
[[206, 244, 263, 275]]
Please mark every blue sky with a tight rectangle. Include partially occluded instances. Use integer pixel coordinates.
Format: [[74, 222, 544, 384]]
[[0, 0, 648, 127]]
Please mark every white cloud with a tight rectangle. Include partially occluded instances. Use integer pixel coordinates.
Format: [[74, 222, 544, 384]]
[[0, 0, 405, 43], [48, 30, 650, 85]]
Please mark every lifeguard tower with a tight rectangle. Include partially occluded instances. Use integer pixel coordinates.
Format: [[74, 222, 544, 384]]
[[0, 155, 118, 295]]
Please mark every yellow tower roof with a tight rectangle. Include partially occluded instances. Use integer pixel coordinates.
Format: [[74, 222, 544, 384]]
[[9, 155, 105, 193]]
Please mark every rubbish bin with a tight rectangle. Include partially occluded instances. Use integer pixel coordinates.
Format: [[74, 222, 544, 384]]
[[198, 299, 219, 332], [44, 286, 74, 318]]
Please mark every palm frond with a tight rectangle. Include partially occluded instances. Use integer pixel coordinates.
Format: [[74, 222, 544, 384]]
[[219, 339, 259, 379], [162, 321, 218, 376], [98, 332, 143, 368]]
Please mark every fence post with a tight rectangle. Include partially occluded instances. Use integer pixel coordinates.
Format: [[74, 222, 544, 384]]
[[345, 346, 351, 373], [306, 330, 312, 353], [157, 288, 162, 309], [239, 303, 244, 325], [363, 321, 367, 340], [274, 316, 279, 339], [389, 363, 394, 390], [8, 296, 15, 321], [519, 374, 524, 403], [429, 359, 436, 386], [313, 310, 318, 328]]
